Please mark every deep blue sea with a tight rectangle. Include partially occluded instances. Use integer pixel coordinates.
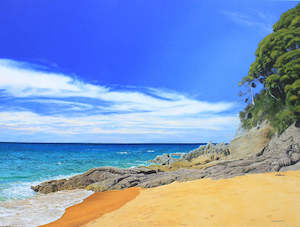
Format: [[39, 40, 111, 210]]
[[0, 143, 202, 201]]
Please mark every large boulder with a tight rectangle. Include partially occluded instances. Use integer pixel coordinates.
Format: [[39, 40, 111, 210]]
[[228, 121, 272, 159]]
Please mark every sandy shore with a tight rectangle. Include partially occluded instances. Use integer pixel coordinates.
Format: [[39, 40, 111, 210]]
[[41, 187, 140, 227], [44, 171, 300, 227]]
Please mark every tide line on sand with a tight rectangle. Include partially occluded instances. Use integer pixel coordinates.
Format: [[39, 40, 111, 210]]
[[41, 187, 140, 227]]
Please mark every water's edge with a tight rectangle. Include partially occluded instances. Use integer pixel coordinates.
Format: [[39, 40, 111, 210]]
[[0, 189, 94, 227], [0, 143, 203, 226]]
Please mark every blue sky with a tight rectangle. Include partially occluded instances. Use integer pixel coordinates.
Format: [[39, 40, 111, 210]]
[[0, 0, 298, 143]]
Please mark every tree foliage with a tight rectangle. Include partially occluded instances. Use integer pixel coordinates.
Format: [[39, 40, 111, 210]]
[[239, 3, 300, 133]]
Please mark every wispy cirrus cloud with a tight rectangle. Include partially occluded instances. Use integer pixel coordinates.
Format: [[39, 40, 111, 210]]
[[0, 59, 239, 142], [220, 9, 276, 34]]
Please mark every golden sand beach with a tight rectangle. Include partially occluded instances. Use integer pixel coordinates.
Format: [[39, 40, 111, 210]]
[[41, 187, 140, 227], [44, 171, 300, 227]]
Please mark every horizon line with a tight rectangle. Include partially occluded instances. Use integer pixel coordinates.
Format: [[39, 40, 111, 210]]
[[0, 141, 210, 145]]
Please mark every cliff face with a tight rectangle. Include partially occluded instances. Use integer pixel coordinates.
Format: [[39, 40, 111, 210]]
[[148, 122, 274, 172], [229, 122, 272, 159], [228, 121, 300, 171], [267, 122, 300, 171]]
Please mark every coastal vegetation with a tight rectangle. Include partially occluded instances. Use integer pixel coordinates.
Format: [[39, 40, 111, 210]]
[[239, 3, 300, 134]]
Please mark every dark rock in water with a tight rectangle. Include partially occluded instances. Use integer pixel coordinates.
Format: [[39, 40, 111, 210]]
[[32, 123, 300, 194]]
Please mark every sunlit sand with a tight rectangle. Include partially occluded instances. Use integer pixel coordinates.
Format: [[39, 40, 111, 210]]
[[44, 171, 300, 227]]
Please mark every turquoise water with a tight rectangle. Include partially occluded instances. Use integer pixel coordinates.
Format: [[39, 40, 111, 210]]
[[0, 143, 202, 201]]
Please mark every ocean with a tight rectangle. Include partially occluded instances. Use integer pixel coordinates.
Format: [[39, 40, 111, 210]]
[[0, 143, 201, 226]]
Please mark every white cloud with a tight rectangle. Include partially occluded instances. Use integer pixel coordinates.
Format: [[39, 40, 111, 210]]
[[220, 10, 274, 34], [0, 59, 234, 115], [0, 59, 239, 142], [27, 99, 94, 111], [0, 111, 238, 135], [0, 59, 108, 98]]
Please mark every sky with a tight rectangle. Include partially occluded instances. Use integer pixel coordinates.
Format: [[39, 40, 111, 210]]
[[0, 0, 298, 143]]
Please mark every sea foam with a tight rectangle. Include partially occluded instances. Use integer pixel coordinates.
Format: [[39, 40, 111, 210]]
[[0, 189, 93, 227], [1, 174, 79, 201]]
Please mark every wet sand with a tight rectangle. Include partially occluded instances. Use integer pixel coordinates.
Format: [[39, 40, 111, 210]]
[[86, 171, 300, 227], [41, 187, 140, 227]]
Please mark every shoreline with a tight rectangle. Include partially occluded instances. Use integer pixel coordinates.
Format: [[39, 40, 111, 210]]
[[2, 122, 299, 226], [45, 171, 300, 227], [41, 187, 140, 227], [0, 189, 93, 227]]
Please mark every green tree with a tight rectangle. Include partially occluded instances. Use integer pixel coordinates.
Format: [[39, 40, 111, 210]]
[[239, 3, 300, 133]]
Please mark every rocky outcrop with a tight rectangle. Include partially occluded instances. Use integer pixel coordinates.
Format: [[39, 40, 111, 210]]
[[147, 142, 231, 171], [32, 167, 156, 193], [229, 121, 272, 159], [182, 142, 230, 161], [266, 122, 300, 172], [197, 122, 300, 178], [32, 123, 300, 194], [31, 166, 205, 193], [150, 153, 185, 165]]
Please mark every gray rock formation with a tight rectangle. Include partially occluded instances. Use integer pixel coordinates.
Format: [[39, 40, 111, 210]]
[[150, 153, 185, 165], [229, 121, 272, 159], [31, 166, 204, 193], [197, 122, 300, 179], [182, 142, 230, 161], [32, 123, 300, 194], [32, 167, 156, 193]]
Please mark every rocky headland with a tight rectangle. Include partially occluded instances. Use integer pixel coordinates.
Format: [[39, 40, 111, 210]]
[[32, 122, 300, 194]]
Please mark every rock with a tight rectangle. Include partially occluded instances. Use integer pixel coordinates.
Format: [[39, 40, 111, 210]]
[[199, 122, 300, 178], [182, 142, 230, 161], [31, 167, 156, 193], [85, 175, 130, 192], [32, 123, 300, 194], [150, 154, 174, 165], [280, 161, 300, 171], [139, 175, 176, 188], [229, 121, 272, 159], [150, 153, 185, 165]]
